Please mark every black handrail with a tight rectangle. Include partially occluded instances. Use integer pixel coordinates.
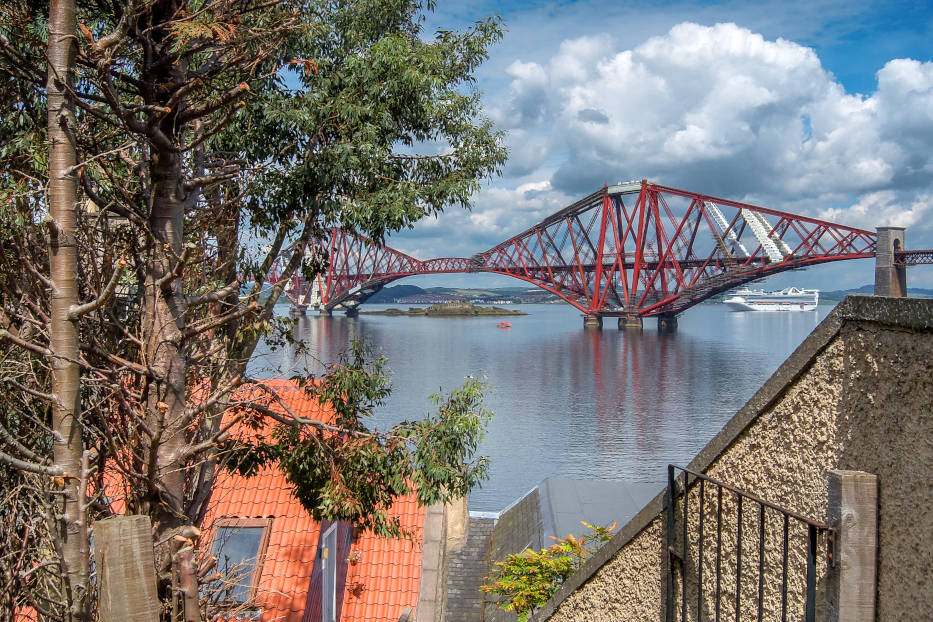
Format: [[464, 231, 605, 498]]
[[665, 465, 836, 622]]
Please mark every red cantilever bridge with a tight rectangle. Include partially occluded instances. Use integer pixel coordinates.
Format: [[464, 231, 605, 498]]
[[275, 180, 924, 322]]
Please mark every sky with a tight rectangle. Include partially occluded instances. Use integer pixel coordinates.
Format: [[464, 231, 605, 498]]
[[385, 0, 933, 290]]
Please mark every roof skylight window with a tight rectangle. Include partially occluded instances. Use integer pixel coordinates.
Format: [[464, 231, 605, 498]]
[[208, 518, 271, 607]]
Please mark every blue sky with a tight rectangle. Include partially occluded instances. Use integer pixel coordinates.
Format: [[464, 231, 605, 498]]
[[386, 0, 933, 290]]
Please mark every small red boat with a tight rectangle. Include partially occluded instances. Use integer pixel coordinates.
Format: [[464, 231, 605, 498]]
[[497, 321, 512, 328]]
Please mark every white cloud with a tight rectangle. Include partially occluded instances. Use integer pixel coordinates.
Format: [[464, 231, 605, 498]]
[[501, 129, 550, 177], [386, 17, 933, 274], [494, 22, 933, 241], [819, 190, 933, 232], [495, 60, 550, 127], [549, 33, 614, 86], [466, 180, 562, 235], [388, 179, 572, 259]]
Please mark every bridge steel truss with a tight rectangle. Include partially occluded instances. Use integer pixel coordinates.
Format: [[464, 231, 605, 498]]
[[895, 249, 933, 266], [277, 181, 886, 317], [473, 181, 878, 318], [279, 228, 471, 312]]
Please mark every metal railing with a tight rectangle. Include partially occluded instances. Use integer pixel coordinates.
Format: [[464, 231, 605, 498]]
[[894, 249, 933, 265], [665, 466, 836, 622]]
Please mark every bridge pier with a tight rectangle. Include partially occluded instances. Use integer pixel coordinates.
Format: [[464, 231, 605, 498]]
[[657, 315, 678, 333], [583, 315, 603, 329], [318, 308, 332, 317], [874, 227, 907, 297], [617, 314, 643, 331], [344, 307, 359, 318]]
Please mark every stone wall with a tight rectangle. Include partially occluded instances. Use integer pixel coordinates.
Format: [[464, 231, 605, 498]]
[[435, 487, 544, 622], [446, 516, 496, 622], [536, 296, 933, 622], [484, 487, 543, 622]]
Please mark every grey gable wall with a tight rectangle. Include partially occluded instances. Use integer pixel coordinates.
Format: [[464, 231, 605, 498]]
[[533, 296, 933, 622]]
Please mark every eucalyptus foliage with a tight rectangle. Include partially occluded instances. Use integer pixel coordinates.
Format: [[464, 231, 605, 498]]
[[223, 341, 492, 539]]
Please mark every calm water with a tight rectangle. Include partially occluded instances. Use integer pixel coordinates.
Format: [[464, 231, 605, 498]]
[[249, 302, 835, 511]]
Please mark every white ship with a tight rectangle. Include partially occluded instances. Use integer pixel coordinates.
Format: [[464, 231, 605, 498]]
[[723, 287, 819, 312]]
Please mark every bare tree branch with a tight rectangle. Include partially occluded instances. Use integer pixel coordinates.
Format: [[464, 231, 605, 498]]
[[68, 257, 126, 319], [181, 300, 258, 339], [154, 245, 195, 291], [0, 421, 49, 464], [182, 170, 237, 192], [0, 449, 63, 477], [186, 280, 240, 308], [0, 328, 52, 357], [183, 373, 243, 420]]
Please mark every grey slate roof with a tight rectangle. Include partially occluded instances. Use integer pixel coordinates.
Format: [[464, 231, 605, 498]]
[[539, 478, 661, 547]]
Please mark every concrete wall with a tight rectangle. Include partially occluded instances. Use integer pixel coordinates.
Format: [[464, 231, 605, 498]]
[[417, 497, 469, 622], [536, 296, 933, 622]]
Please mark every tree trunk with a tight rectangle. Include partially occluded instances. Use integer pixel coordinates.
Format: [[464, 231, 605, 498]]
[[134, 0, 180, 527], [137, 9, 197, 611], [143, 144, 189, 538], [46, 0, 89, 619], [187, 191, 240, 525], [142, 140, 202, 622]]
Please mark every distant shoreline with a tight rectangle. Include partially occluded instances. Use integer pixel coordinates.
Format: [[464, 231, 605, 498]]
[[361, 303, 526, 317]]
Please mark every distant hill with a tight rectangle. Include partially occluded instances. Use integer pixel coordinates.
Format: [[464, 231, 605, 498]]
[[820, 284, 933, 300], [366, 284, 560, 303], [366, 284, 426, 303]]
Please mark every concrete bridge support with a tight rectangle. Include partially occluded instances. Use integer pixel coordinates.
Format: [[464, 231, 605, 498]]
[[657, 315, 678, 333], [617, 314, 643, 331], [583, 315, 603, 329], [874, 227, 906, 297]]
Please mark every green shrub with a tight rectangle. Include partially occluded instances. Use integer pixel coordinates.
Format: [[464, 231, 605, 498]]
[[481, 521, 616, 621]]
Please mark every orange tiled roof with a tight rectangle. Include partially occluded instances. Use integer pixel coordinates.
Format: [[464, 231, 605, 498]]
[[303, 496, 425, 622], [203, 379, 425, 622]]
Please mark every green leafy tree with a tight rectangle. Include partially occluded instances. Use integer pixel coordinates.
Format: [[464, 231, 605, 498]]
[[0, 0, 506, 619], [223, 340, 493, 539], [482, 522, 617, 622]]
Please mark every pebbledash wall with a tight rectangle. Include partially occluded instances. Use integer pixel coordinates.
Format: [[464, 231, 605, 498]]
[[533, 295, 933, 622]]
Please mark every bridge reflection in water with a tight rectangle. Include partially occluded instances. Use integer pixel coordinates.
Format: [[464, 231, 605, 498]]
[[275, 180, 878, 324], [251, 303, 828, 510]]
